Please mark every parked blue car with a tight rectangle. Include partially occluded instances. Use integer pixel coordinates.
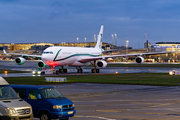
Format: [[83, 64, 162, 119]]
[[11, 84, 76, 120]]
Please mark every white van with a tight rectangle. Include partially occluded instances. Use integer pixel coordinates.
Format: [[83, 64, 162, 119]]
[[0, 76, 33, 120]]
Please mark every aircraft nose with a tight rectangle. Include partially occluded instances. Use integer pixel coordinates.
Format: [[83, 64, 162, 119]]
[[42, 53, 60, 66], [42, 54, 54, 63]]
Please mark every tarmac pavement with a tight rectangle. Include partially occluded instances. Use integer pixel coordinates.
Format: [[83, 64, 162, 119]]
[[1, 60, 180, 119], [32, 83, 180, 120]]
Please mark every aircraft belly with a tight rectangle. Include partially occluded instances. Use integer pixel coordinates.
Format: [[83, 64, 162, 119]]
[[70, 62, 90, 67], [55, 57, 76, 66]]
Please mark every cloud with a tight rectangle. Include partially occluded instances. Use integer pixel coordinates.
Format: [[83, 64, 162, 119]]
[[0, 0, 180, 48], [0, 0, 18, 2]]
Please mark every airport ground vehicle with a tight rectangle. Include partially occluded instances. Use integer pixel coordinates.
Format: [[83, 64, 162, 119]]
[[11, 85, 76, 120], [32, 68, 53, 75], [32, 67, 60, 75], [0, 76, 33, 120]]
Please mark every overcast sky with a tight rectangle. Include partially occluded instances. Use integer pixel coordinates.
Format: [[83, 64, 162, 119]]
[[0, 0, 180, 48]]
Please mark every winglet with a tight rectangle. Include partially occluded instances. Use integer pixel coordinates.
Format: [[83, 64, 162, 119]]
[[3, 49, 7, 54], [95, 25, 104, 49]]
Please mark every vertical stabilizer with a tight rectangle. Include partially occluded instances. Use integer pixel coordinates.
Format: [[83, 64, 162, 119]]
[[3, 49, 6, 54], [95, 25, 104, 49]]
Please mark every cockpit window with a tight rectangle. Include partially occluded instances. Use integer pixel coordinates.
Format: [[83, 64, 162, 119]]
[[43, 51, 53, 54]]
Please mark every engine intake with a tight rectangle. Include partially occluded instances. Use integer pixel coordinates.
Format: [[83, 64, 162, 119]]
[[15, 57, 26, 65], [135, 56, 144, 64], [38, 61, 47, 67], [96, 60, 107, 68]]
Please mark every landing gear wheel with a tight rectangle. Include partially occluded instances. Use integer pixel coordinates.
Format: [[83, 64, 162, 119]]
[[40, 112, 51, 120], [91, 69, 99, 73], [55, 70, 59, 74], [91, 69, 95, 73], [41, 71, 45, 75], [63, 69, 67, 73], [96, 69, 99, 73], [77, 67, 83, 73], [59, 69, 67, 73], [59, 69, 62, 73]]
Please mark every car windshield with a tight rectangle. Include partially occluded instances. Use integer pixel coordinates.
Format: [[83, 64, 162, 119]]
[[40, 88, 63, 99], [0, 85, 19, 100]]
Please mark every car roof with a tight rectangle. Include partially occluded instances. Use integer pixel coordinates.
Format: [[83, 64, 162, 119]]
[[0, 76, 9, 85], [10, 84, 54, 89]]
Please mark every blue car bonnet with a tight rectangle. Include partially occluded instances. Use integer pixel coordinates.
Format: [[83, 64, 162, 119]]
[[45, 97, 73, 105]]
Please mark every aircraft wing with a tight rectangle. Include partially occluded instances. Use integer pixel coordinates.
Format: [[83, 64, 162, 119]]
[[78, 51, 175, 63], [3, 49, 42, 58]]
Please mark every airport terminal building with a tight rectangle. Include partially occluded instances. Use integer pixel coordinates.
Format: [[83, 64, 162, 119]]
[[0, 42, 179, 63], [0, 42, 116, 51]]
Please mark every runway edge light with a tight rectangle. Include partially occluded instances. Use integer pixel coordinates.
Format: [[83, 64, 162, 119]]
[[169, 71, 174, 75], [4, 71, 8, 74]]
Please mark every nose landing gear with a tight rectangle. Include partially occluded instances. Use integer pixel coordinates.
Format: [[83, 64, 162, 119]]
[[77, 67, 83, 73]]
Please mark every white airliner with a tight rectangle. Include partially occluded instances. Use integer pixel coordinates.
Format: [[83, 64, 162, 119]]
[[3, 25, 174, 73]]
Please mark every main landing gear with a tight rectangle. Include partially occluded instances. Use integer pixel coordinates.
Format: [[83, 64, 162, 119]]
[[50, 64, 100, 74], [76, 60, 100, 73], [91, 60, 100, 73], [50, 66, 67, 74], [91, 69, 99, 73], [59, 66, 67, 73], [77, 67, 83, 73]]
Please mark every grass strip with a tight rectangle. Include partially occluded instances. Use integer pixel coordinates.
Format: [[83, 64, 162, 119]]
[[0, 69, 29, 74], [4, 73, 180, 86]]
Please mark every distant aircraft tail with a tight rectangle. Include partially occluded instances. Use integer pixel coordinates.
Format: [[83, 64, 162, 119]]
[[3, 49, 6, 54], [95, 25, 104, 49]]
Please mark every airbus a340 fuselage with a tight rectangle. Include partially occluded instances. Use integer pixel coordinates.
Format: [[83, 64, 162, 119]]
[[42, 46, 102, 67]]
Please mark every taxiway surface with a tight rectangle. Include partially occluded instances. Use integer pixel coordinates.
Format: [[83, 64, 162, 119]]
[[1, 61, 180, 119], [0, 60, 180, 77], [34, 83, 180, 120]]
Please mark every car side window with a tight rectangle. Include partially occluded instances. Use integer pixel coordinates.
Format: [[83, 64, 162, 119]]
[[14, 88, 27, 99], [28, 89, 40, 100]]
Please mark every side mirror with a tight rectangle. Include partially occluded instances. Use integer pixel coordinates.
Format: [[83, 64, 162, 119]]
[[37, 94, 42, 100]]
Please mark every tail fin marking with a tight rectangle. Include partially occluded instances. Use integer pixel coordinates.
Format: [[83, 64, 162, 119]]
[[95, 25, 104, 49]]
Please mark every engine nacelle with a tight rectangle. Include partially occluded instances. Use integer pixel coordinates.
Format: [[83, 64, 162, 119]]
[[96, 60, 107, 68], [135, 56, 144, 64], [15, 57, 26, 65], [38, 61, 47, 67]]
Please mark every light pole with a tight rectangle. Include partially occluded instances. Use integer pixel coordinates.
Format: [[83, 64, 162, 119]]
[[85, 37, 86, 47], [176, 45, 177, 60], [115, 34, 117, 46], [41, 42, 43, 53], [111, 34, 114, 48], [94, 34, 96, 43], [126, 39, 129, 54], [126, 39, 129, 62], [96, 35, 99, 47], [77, 37, 79, 47]]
